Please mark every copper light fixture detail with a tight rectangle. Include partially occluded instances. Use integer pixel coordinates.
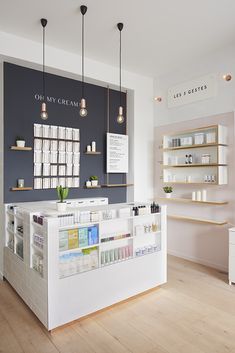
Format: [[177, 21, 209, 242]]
[[40, 18, 48, 120], [117, 22, 124, 124], [154, 97, 162, 102], [79, 5, 88, 117], [223, 74, 232, 82]]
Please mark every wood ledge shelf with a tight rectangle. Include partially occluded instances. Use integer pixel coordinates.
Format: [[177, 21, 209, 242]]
[[84, 185, 101, 189], [162, 143, 227, 151], [163, 163, 227, 168], [10, 146, 32, 151], [102, 184, 134, 188], [84, 151, 101, 155], [11, 187, 33, 191], [158, 197, 228, 205], [168, 214, 227, 225]]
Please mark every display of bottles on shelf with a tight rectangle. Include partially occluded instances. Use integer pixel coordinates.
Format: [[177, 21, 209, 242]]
[[33, 233, 44, 249], [135, 244, 161, 257], [101, 245, 133, 266], [134, 222, 159, 237], [165, 128, 218, 149], [16, 240, 23, 259], [59, 247, 99, 278], [100, 232, 131, 243], [32, 253, 43, 277], [17, 225, 23, 237]]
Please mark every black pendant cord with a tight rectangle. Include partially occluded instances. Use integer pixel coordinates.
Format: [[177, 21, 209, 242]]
[[42, 24, 46, 102], [119, 28, 122, 107], [82, 12, 85, 99]]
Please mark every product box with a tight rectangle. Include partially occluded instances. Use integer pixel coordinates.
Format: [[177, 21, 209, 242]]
[[78, 227, 88, 248], [68, 229, 79, 249], [88, 225, 99, 245], [59, 231, 68, 251]]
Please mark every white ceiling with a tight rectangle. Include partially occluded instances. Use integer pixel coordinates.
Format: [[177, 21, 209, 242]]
[[1, 0, 235, 77]]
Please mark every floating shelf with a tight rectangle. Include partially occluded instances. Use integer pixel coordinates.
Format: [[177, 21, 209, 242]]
[[11, 187, 33, 191], [11, 146, 32, 151], [163, 143, 227, 152], [84, 185, 101, 189], [84, 151, 101, 155], [158, 197, 228, 205], [102, 184, 134, 188], [168, 214, 227, 225], [163, 181, 217, 185], [163, 164, 227, 168]]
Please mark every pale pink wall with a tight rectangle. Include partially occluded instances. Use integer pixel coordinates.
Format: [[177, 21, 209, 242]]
[[155, 112, 235, 271]]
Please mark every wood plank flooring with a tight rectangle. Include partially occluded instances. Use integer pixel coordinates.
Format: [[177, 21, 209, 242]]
[[1, 255, 235, 353]]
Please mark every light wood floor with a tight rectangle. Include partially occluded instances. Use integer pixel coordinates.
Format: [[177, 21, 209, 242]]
[[1, 255, 235, 353]]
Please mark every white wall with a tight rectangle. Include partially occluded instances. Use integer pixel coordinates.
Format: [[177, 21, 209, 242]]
[[155, 44, 235, 126], [0, 31, 155, 277], [154, 44, 235, 271]]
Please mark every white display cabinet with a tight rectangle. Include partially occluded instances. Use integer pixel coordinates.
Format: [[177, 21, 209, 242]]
[[4, 200, 167, 330], [162, 125, 228, 185]]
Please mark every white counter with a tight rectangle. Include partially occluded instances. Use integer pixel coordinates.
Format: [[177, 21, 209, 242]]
[[4, 200, 167, 330]]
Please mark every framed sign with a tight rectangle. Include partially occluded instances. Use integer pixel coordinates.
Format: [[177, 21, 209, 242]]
[[167, 74, 217, 108], [106, 133, 128, 173]]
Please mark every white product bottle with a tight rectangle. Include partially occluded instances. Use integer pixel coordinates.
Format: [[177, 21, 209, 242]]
[[192, 191, 196, 201], [202, 189, 207, 202], [91, 141, 96, 152], [196, 191, 202, 201]]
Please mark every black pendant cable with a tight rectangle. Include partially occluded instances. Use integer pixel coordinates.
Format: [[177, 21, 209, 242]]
[[40, 18, 48, 120], [117, 22, 124, 124], [79, 5, 88, 117]]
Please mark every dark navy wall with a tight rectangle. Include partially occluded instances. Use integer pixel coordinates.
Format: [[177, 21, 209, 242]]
[[4, 62, 127, 203]]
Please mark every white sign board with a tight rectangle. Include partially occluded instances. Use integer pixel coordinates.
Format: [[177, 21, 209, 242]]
[[107, 133, 128, 173], [167, 74, 217, 108]]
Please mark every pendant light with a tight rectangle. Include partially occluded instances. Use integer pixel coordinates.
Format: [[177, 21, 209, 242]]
[[79, 5, 88, 117], [40, 18, 48, 120], [117, 22, 124, 124]]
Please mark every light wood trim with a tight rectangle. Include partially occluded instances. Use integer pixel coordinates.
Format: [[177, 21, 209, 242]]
[[11, 187, 33, 191], [168, 214, 227, 225], [10, 146, 32, 151], [84, 151, 101, 155], [162, 143, 227, 151], [102, 184, 134, 188], [158, 197, 228, 205], [163, 181, 218, 185], [84, 185, 101, 189], [163, 124, 218, 138], [163, 163, 227, 168]]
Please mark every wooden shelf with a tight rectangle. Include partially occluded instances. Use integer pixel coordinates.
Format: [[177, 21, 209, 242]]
[[168, 214, 227, 225], [10, 146, 32, 151], [163, 181, 217, 185], [163, 143, 227, 151], [11, 187, 33, 191], [84, 151, 101, 155], [102, 184, 134, 188], [163, 164, 227, 168], [84, 185, 101, 189], [158, 197, 228, 205]]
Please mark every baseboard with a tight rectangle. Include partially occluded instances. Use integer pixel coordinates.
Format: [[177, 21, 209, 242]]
[[168, 249, 228, 272], [0, 271, 3, 281]]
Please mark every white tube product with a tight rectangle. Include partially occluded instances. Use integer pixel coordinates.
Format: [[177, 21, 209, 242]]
[[196, 191, 202, 201], [192, 191, 196, 201], [202, 189, 207, 201]]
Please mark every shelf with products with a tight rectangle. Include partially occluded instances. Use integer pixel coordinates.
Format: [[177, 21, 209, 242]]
[[84, 151, 101, 155], [162, 125, 228, 185]]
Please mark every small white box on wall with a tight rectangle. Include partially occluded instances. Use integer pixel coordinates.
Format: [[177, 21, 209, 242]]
[[73, 128, 80, 141], [43, 139, 50, 151], [42, 125, 50, 138], [73, 177, 80, 187], [59, 178, 66, 187], [66, 177, 73, 187], [34, 138, 42, 150], [73, 153, 80, 164], [73, 164, 80, 176], [42, 151, 50, 164], [43, 178, 50, 189], [66, 164, 73, 176], [51, 165, 57, 176], [66, 128, 73, 140], [43, 163, 50, 176], [58, 127, 66, 139], [73, 142, 80, 153], [51, 178, 58, 189], [50, 151, 58, 163], [34, 163, 42, 176], [66, 152, 73, 164], [34, 124, 42, 137], [50, 126, 58, 139], [34, 151, 42, 163], [34, 178, 42, 189], [59, 141, 66, 152], [50, 140, 58, 151], [59, 152, 66, 164]]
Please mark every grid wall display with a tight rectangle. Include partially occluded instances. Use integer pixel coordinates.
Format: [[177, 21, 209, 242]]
[[33, 124, 80, 189]]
